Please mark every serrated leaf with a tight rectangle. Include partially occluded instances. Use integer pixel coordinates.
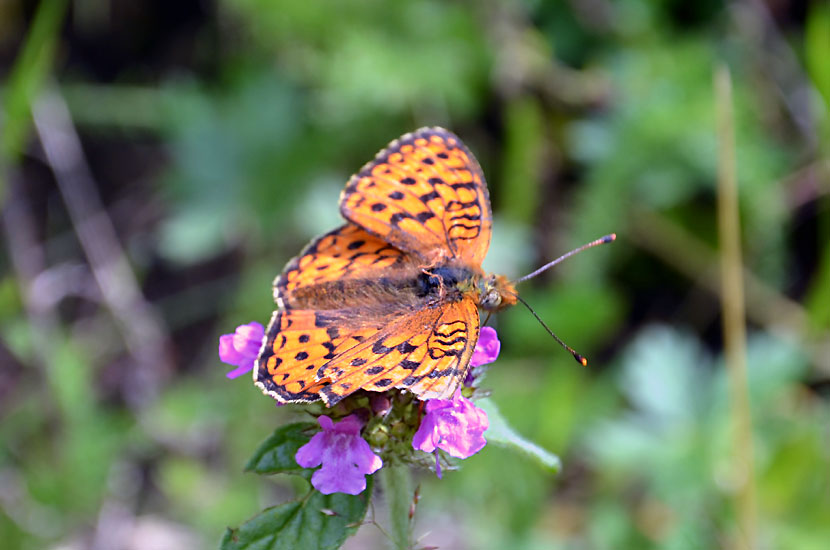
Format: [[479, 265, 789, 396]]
[[477, 398, 561, 474], [245, 422, 317, 475], [220, 477, 373, 550]]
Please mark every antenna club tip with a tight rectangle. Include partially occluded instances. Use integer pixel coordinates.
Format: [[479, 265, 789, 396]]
[[574, 354, 587, 366], [603, 233, 617, 243]]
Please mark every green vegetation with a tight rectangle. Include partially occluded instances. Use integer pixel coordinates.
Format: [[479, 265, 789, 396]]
[[1, 0, 827, 548]]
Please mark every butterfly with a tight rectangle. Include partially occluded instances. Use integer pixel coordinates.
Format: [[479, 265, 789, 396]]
[[254, 127, 518, 406]]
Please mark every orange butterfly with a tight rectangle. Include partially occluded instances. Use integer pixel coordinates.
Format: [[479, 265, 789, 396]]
[[254, 127, 518, 406]]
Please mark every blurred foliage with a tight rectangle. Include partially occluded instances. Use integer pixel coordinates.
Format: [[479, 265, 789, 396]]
[[1, 0, 828, 549]]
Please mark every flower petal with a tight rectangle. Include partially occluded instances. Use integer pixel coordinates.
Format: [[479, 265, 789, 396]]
[[412, 415, 438, 453], [412, 393, 489, 465], [218, 334, 237, 364], [218, 322, 264, 378], [318, 415, 335, 431], [295, 414, 382, 495], [471, 326, 500, 368], [348, 436, 383, 474], [295, 432, 327, 469], [332, 414, 362, 435], [312, 464, 367, 495], [225, 364, 253, 379]]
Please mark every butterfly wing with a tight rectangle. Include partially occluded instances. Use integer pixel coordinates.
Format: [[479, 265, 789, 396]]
[[317, 296, 480, 405], [254, 308, 390, 403], [340, 127, 492, 266], [255, 296, 480, 405], [274, 223, 416, 309], [257, 223, 418, 403]]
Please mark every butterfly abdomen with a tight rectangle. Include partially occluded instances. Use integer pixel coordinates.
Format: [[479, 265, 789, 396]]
[[281, 262, 481, 312]]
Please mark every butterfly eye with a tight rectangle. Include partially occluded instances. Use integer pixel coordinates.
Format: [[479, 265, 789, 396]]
[[481, 289, 502, 309]]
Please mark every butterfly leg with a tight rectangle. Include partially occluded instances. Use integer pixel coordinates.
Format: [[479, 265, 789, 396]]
[[420, 267, 447, 300]]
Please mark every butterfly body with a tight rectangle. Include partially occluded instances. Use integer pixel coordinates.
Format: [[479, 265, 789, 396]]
[[255, 128, 515, 406]]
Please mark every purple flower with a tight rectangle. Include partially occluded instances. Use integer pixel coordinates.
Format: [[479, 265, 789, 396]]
[[471, 326, 500, 367], [295, 414, 382, 495], [412, 392, 489, 468], [465, 326, 501, 386], [219, 322, 264, 379]]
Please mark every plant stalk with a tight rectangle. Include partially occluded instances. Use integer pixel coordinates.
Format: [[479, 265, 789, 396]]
[[380, 463, 413, 550], [715, 64, 757, 550]]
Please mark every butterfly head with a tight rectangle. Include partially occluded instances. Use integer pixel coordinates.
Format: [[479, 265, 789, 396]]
[[478, 274, 518, 311]]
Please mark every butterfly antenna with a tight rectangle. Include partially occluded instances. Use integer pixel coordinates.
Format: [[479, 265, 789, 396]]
[[507, 290, 588, 366], [513, 234, 616, 285]]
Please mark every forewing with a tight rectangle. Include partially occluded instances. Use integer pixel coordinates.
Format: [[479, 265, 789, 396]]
[[340, 127, 492, 266], [275, 223, 414, 309], [317, 297, 481, 405]]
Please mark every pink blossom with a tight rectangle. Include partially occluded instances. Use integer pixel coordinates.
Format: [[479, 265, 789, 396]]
[[218, 322, 264, 378], [471, 326, 500, 367], [465, 326, 501, 386], [412, 392, 489, 467], [295, 415, 382, 495]]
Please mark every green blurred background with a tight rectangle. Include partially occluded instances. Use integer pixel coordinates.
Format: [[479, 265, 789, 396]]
[[1, 0, 828, 548]]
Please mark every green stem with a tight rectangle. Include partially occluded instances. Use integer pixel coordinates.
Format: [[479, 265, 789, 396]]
[[715, 64, 757, 550], [380, 462, 413, 550]]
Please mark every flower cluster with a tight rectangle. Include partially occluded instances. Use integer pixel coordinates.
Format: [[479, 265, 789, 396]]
[[218, 323, 501, 494]]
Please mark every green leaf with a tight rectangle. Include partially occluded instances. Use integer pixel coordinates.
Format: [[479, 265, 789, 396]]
[[477, 398, 561, 474], [245, 422, 317, 475], [805, 1, 830, 112], [220, 477, 373, 550], [0, 0, 68, 204]]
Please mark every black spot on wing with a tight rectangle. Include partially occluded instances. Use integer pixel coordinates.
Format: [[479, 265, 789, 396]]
[[399, 359, 419, 371], [389, 212, 410, 226], [372, 340, 394, 354], [322, 341, 337, 360], [428, 366, 460, 378], [401, 375, 419, 386], [419, 190, 440, 203]]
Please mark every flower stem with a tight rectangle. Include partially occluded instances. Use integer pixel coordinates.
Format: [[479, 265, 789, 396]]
[[380, 462, 413, 550], [715, 64, 757, 550]]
